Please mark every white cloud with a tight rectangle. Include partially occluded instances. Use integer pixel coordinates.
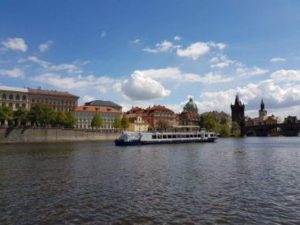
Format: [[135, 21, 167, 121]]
[[210, 55, 235, 68], [174, 36, 181, 41], [208, 42, 226, 50], [176, 42, 210, 60], [270, 57, 286, 63], [271, 69, 300, 82], [39, 40, 53, 52], [132, 39, 141, 44], [81, 95, 95, 104], [28, 56, 50, 67], [131, 67, 232, 84], [32, 73, 115, 92], [143, 40, 179, 53], [2, 38, 28, 52], [236, 66, 268, 77], [198, 79, 300, 118], [27, 56, 82, 74], [143, 40, 226, 60], [120, 72, 170, 101], [0, 68, 24, 78], [197, 72, 233, 84]]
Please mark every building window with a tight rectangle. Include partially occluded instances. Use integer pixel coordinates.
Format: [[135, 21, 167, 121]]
[[16, 95, 20, 100], [22, 95, 26, 100], [9, 103, 13, 108], [22, 103, 26, 108], [2, 94, 6, 100], [2, 103, 6, 107], [9, 94, 13, 100], [16, 103, 20, 108]]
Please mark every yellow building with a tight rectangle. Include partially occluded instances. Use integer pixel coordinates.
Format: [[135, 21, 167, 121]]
[[128, 115, 148, 132]]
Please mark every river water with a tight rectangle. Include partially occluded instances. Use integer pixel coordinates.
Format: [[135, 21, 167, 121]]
[[1, 137, 300, 224]]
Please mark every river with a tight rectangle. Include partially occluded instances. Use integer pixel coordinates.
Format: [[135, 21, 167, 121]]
[[1, 137, 300, 224]]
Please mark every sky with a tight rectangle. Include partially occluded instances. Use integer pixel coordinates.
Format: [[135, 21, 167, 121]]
[[1, 0, 300, 119]]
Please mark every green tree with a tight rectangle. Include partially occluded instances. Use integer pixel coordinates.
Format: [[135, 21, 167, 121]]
[[64, 112, 77, 128], [13, 108, 29, 126], [284, 116, 297, 124], [28, 103, 53, 127], [203, 114, 220, 133], [113, 117, 121, 129], [231, 121, 241, 137], [219, 124, 231, 137], [91, 112, 103, 129], [0, 106, 13, 126], [120, 114, 129, 130]]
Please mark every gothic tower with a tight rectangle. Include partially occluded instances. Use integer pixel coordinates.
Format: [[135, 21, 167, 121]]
[[259, 98, 267, 119], [231, 95, 245, 135]]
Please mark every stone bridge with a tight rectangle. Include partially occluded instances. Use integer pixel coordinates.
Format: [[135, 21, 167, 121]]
[[243, 123, 300, 136]]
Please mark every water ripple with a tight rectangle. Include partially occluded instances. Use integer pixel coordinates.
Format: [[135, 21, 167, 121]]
[[1, 138, 300, 224]]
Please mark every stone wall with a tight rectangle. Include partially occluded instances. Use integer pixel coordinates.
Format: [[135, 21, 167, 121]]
[[0, 128, 119, 143]]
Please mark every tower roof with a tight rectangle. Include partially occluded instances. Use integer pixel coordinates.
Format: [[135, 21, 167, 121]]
[[85, 100, 121, 109], [233, 95, 244, 107], [260, 98, 265, 110], [184, 97, 198, 112]]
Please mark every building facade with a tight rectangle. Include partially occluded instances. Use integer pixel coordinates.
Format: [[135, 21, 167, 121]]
[[28, 88, 78, 112], [231, 95, 245, 128], [74, 100, 122, 129], [0, 86, 78, 112], [0, 86, 29, 110], [178, 98, 201, 126], [126, 105, 177, 131], [126, 107, 148, 132], [127, 115, 149, 132]]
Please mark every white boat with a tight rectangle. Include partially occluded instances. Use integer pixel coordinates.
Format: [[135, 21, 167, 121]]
[[115, 129, 217, 146]]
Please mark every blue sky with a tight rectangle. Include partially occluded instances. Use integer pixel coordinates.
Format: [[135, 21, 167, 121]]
[[1, 0, 300, 118]]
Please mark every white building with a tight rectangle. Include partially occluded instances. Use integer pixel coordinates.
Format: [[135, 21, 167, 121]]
[[0, 86, 29, 110]]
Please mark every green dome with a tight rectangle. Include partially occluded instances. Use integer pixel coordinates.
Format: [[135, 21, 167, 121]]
[[184, 98, 198, 112]]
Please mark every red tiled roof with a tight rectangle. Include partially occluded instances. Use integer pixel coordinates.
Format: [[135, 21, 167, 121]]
[[75, 105, 121, 113], [146, 105, 174, 113], [126, 106, 144, 114]]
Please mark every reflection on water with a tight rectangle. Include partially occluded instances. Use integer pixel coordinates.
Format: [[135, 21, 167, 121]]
[[1, 138, 300, 224]]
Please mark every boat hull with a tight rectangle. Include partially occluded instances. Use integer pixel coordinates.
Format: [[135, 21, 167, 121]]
[[115, 137, 216, 146]]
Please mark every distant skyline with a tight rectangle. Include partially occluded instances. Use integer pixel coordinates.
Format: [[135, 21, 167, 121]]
[[1, 0, 300, 119]]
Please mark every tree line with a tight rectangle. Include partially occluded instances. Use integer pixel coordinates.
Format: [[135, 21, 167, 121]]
[[0, 104, 76, 128], [0, 103, 130, 130], [90, 112, 129, 130], [202, 112, 241, 137]]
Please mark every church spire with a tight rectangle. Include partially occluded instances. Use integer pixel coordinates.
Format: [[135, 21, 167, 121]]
[[260, 98, 265, 110], [235, 94, 240, 105]]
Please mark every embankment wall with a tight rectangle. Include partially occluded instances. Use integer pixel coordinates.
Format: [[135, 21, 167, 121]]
[[0, 128, 119, 143]]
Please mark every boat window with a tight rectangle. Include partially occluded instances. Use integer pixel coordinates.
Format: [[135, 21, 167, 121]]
[[152, 135, 156, 139], [163, 135, 167, 139], [168, 135, 172, 139], [205, 134, 208, 137], [172, 135, 176, 138]]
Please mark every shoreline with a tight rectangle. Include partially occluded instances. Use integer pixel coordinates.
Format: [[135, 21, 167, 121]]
[[0, 127, 120, 144]]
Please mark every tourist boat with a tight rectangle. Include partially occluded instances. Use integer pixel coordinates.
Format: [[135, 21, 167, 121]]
[[115, 129, 217, 146]]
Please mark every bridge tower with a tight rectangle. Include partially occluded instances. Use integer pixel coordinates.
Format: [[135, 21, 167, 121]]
[[231, 95, 245, 136], [259, 98, 267, 119]]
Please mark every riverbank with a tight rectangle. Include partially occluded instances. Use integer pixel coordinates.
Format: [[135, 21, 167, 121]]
[[0, 127, 119, 144]]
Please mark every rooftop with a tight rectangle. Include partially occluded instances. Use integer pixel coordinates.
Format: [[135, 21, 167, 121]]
[[85, 100, 122, 109], [0, 86, 28, 93], [146, 105, 174, 114], [75, 105, 122, 113], [28, 88, 79, 98]]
